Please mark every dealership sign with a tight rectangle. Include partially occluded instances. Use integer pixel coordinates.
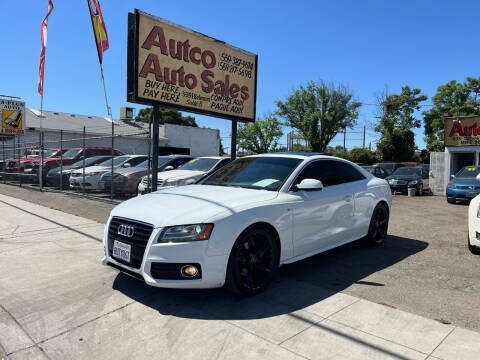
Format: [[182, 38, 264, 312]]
[[0, 99, 24, 135], [127, 9, 257, 122]]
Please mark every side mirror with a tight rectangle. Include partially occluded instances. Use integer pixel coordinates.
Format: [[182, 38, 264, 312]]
[[450, 174, 455, 180], [296, 178, 323, 191], [429, 171, 434, 178], [164, 165, 174, 171], [123, 163, 131, 168]]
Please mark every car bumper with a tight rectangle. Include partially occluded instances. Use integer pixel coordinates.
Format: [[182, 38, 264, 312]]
[[446, 188, 480, 201], [99, 179, 137, 194], [388, 183, 418, 192], [102, 226, 228, 289], [468, 212, 480, 248], [69, 175, 102, 190]]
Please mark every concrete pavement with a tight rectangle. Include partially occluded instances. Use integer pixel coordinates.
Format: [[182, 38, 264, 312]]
[[0, 193, 479, 359]]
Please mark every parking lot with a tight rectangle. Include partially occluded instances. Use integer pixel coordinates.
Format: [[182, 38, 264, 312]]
[[1, 187, 479, 359]]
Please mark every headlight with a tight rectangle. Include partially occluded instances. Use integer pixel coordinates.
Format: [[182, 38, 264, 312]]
[[158, 223, 214, 243], [165, 179, 180, 187], [388, 179, 394, 184], [408, 180, 418, 185], [447, 183, 455, 189], [89, 172, 103, 176]]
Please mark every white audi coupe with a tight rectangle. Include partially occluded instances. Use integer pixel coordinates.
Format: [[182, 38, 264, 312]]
[[102, 153, 392, 295]]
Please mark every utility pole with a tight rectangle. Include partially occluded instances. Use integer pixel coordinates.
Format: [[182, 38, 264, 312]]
[[343, 130, 346, 152], [151, 106, 160, 192], [363, 126, 366, 149], [231, 120, 237, 160]]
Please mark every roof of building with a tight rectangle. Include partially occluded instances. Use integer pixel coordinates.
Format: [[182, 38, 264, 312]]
[[25, 108, 155, 138]]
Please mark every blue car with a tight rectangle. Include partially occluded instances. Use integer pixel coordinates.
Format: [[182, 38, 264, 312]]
[[446, 166, 480, 204]]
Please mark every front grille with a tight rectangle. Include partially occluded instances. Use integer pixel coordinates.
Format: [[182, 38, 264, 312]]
[[157, 179, 165, 186], [108, 217, 154, 269], [455, 185, 480, 190], [150, 262, 202, 280]]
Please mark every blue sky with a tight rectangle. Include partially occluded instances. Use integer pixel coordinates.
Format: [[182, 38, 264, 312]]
[[3, 0, 480, 151]]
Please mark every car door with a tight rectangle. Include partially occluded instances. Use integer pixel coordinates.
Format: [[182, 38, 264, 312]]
[[291, 160, 356, 257]]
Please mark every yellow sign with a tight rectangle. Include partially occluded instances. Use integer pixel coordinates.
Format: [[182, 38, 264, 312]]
[[0, 99, 24, 135], [445, 116, 480, 146], [127, 10, 257, 122]]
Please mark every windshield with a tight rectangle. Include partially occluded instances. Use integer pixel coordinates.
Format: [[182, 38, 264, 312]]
[[456, 166, 480, 178], [47, 149, 68, 158], [202, 156, 302, 191], [71, 156, 107, 167], [377, 163, 395, 172], [363, 166, 375, 174], [61, 149, 81, 159], [179, 158, 218, 172], [137, 157, 171, 169], [98, 156, 130, 167], [392, 167, 421, 176]]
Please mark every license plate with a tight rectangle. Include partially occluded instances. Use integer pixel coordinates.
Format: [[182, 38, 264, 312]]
[[466, 192, 478, 198], [112, 240, 131, 262]]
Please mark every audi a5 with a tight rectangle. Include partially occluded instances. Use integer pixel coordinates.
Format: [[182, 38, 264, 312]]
[[102, 153, 392, 295]]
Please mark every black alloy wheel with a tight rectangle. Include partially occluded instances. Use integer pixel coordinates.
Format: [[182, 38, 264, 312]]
[[364, 203, 389, 246], [226, 225, 279, 295], [417, 183, 423, 196]]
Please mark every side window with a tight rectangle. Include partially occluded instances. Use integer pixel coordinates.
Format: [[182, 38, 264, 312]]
[[84, 149, 95, 158], [294, 160, 365, 188], [126, 157, 146, 167]]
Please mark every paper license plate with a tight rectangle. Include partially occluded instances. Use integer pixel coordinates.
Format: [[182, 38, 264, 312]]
[[466, 192, 478, 198], [112, 240, 131, 262]]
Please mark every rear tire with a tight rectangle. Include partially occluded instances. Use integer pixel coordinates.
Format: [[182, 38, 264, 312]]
[[468, 235, 480, 255], [226, 225, 279, 295], [364, 203, 389, 246]]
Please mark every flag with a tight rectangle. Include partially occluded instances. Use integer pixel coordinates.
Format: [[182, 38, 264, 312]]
[[87, 0, 109, 64], [38, 0, 54, 96]]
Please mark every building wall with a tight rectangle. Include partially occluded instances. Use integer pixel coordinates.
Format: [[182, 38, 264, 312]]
[[163, 124, 220, 156]]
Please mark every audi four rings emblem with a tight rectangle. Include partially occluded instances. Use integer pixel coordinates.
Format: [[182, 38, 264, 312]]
[[118, 224, 135, 238]]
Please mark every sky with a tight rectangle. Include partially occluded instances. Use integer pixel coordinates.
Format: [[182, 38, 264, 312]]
[[3, 0, 480, 152]]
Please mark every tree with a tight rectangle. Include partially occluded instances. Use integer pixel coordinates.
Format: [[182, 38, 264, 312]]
[[276, 81, 361, 152], [135, 107, 198, 127], [237, 115, 283, 154], [375, 86, 427, 161], [423, 77, 480, 151], [348, 147, 379, 164]]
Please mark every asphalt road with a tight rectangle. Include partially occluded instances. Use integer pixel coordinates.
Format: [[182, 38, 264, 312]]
[[0, 184, 478, 331]]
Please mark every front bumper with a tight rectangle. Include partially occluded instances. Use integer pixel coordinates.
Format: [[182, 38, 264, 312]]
[[388, 182, 418, 193], [102, 224, 228, 289], [69, 174, 102, 190], [446, 188, 480, 201], [100, 178, 138, 194], [468, 212, 480, 248]]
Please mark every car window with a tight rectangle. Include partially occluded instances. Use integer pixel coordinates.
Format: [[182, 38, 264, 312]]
[[178, 158, 219, 172], [456, 166, 480, 178], [98, 156, 130, 167], [392, 167, 422, 176], [202, 156, 302, 191], [169, 157, 192, 168], [124, 156, 147, 167], [294, 160, 365, 187]]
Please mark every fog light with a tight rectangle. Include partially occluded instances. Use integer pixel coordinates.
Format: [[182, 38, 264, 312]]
[[181, 265, 198, 277]]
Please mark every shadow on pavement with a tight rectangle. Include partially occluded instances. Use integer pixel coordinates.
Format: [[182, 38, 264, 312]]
[[113, 234, 428, 321]]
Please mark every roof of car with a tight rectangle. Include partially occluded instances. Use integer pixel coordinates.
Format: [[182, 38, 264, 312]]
[[248, 152, 328, 159]]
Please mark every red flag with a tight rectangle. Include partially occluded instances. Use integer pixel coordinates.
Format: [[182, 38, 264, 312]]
[[38, 0, 53, 96], [87, 0, 109, 64]]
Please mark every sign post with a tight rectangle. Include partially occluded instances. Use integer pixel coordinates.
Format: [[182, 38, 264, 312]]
[[151, 106, 160, 192], [126, 9, 257, 171]]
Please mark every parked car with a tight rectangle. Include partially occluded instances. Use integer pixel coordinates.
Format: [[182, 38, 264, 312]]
[[70, 155, 147, 191], [401, 162, 420, 166], [446, 166, 480, 204], [45, 155, 111, 188], [373, 162, 404, 175], [100, 155, 192, 196], [102, 153, 392, 295], [151, 156, 231, 189], [136, 155, 194, 194], [467, 190, 480, 254], [362, 165, 388, 179], [386, 166, 429, 195]]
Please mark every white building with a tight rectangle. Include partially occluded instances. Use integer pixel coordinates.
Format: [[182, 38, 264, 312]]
[[1, 108, 220, 157]]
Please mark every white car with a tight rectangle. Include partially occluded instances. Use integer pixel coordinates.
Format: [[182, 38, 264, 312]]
[[137, 156, 231, 194], [102, 153, 392, 295], [467, 191, 480, 254], [70, 155, 147, 191]]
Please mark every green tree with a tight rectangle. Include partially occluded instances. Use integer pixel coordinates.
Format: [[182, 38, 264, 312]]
[[276, 80, 361, 152], [375, 86, 427, 161], [135, 107, 198, 127], [348, 147, 379, 164], [237, 115, 283, 154], [423, 77, 480, 151]]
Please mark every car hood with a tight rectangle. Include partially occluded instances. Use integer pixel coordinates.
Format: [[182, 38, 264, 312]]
[[449, 178, 480, 186], [386, 175, 420, 181], [72, 165, 110, 174], [110, 185, 279, 227], [157, 169, 206, 181]]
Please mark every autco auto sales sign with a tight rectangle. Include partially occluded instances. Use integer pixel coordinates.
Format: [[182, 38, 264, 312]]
[[445, 116, 480, 146], [127, 10, 257, 122], [0, 99, 25, 135]]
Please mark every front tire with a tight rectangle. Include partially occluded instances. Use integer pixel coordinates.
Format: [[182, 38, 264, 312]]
[[417, 183, 423, 196], [364, 203, 389, 246], [226, 225, 279, 295], [447, 197, 456, 204], [468, 235, 480, 255]]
